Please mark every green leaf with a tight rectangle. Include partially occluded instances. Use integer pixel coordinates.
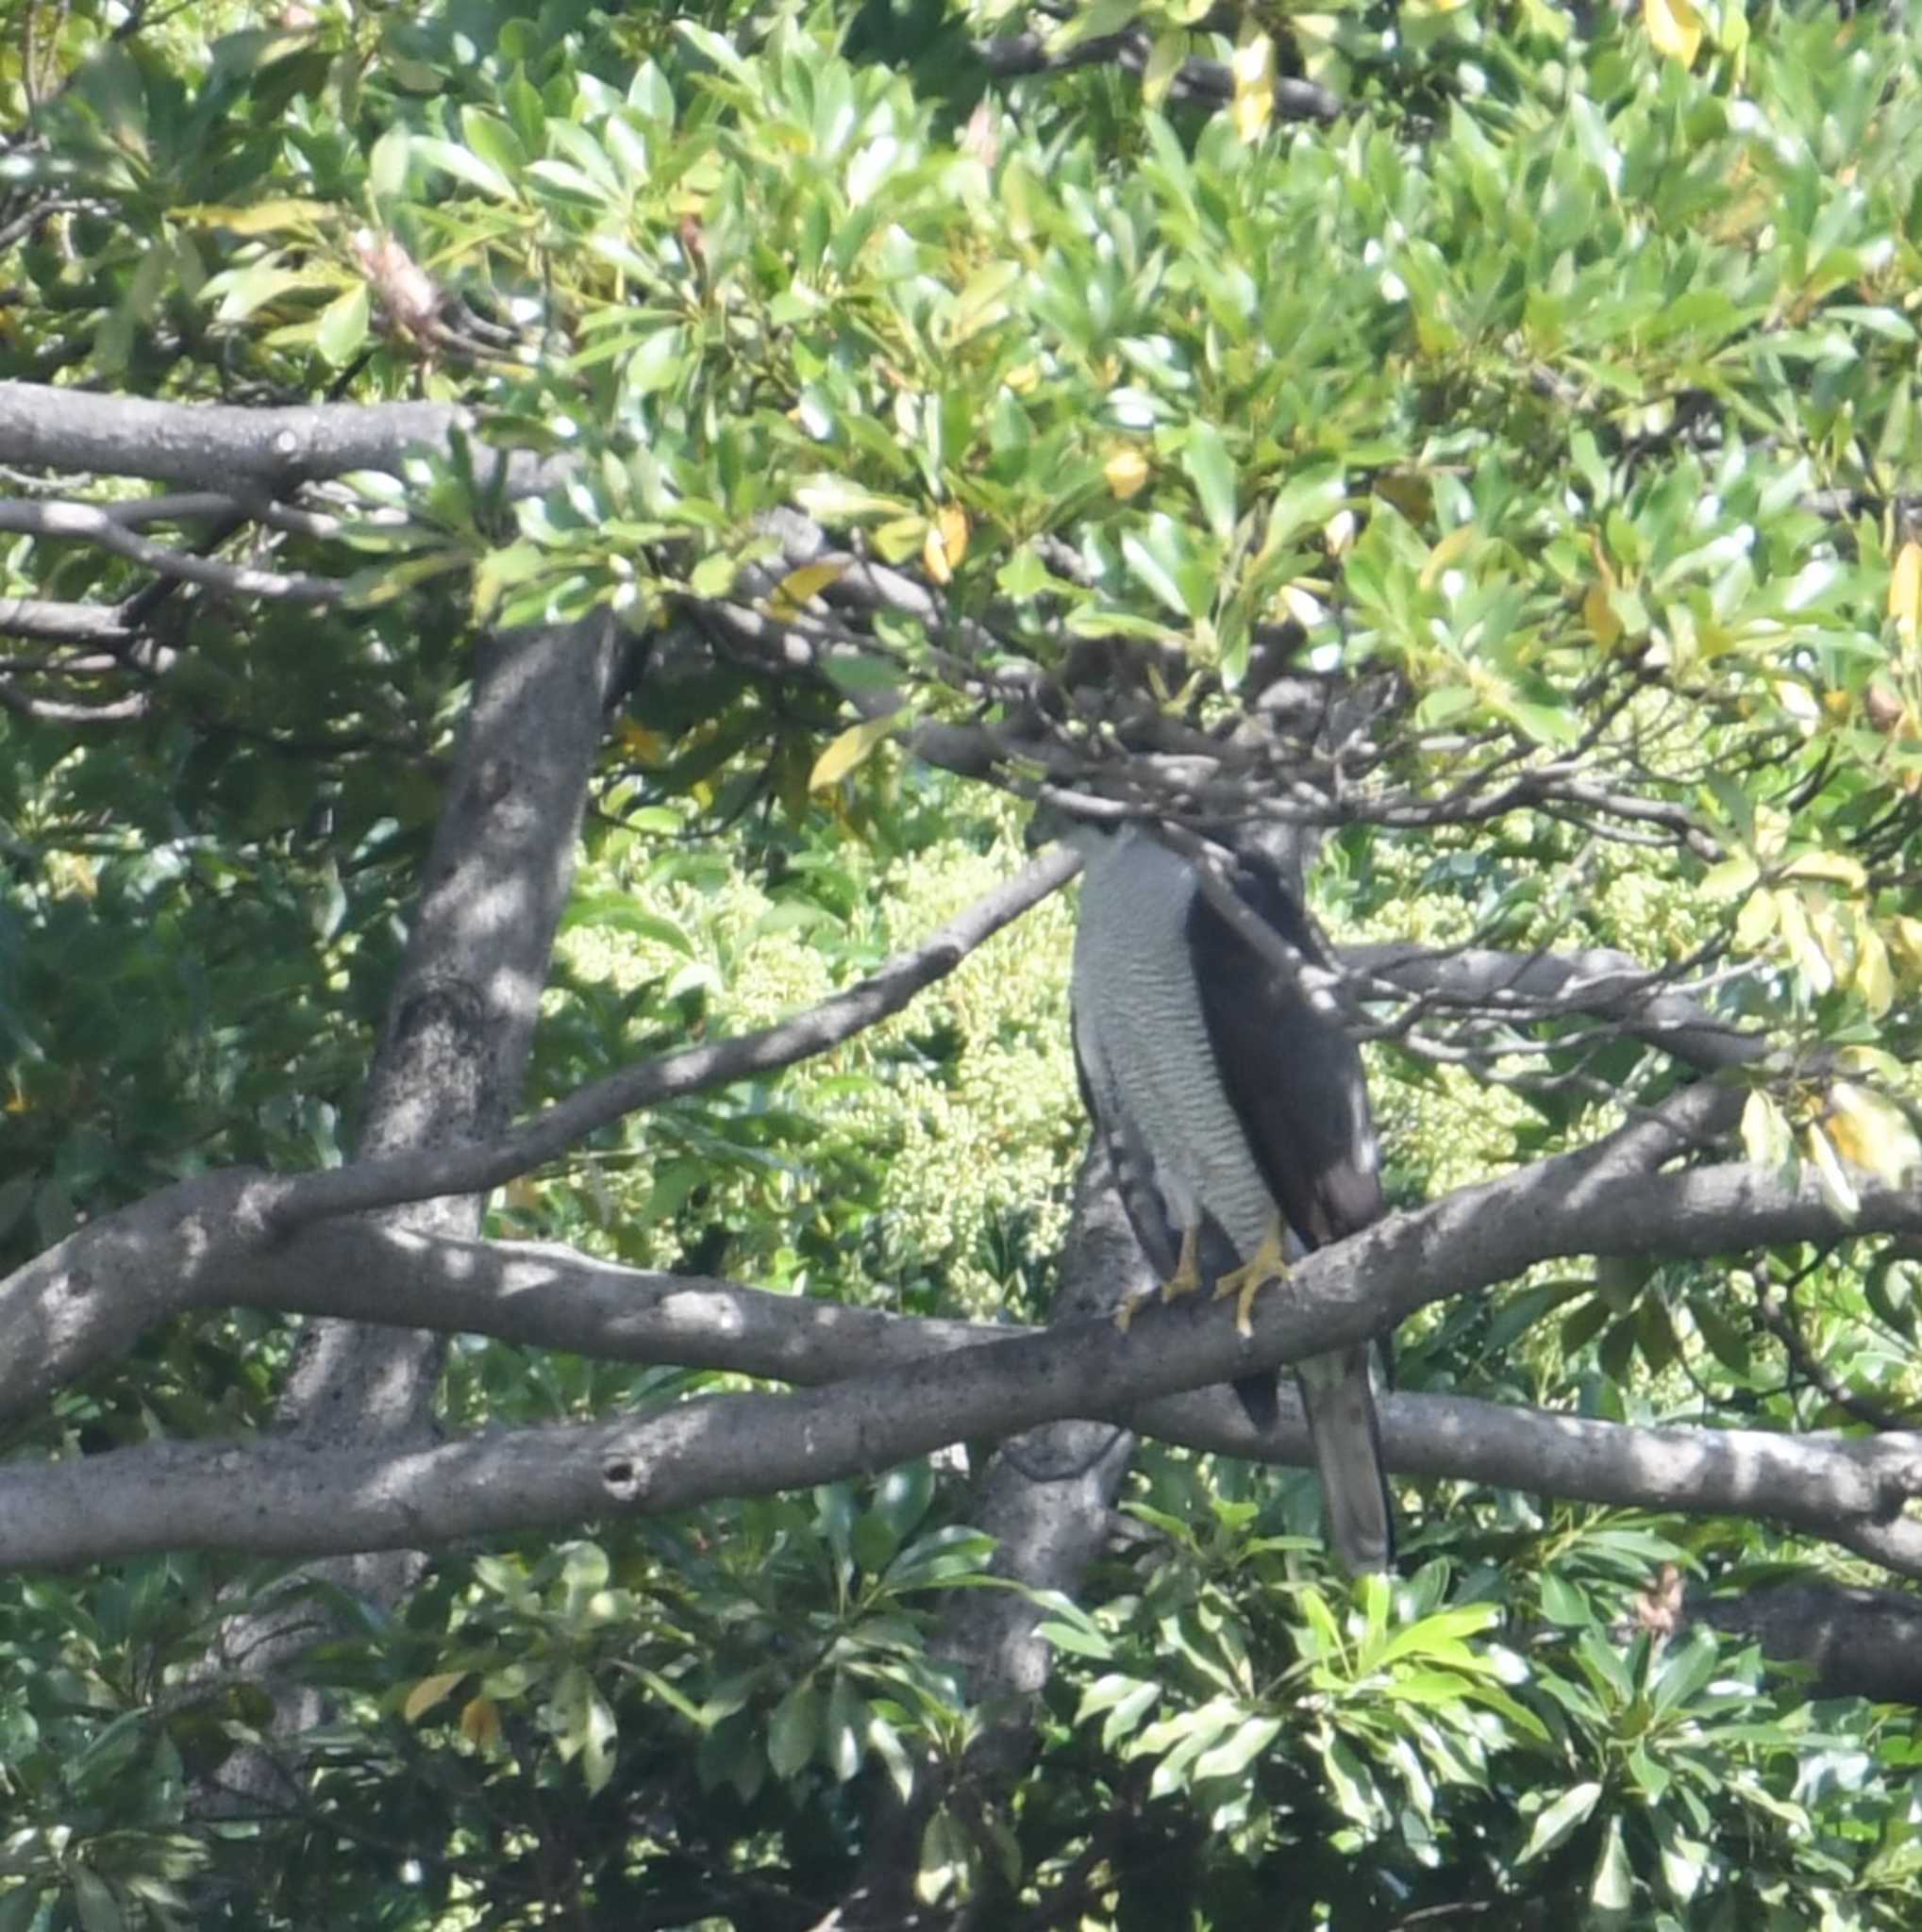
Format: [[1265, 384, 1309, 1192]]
[[823, 1675, 867, 1783], [69, 1868, 125, 1932], [1649, 1630, 1722, 1718], [460, 108, 526, 186], [1590, 1811, 1635, 1920], [0, 1889, 46, 1932], [412, 136, 514, 199], [1181, 424, 1237, 543], [1191, 1715, 1281, 1782], [768, 1679, 821, 1780], [314, 284, 369, 367], [1539, 1573, 1593, 1628], [1518, 1780, 1602, 1864]]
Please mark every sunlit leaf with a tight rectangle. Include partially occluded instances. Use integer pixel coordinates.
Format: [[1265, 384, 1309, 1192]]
[[1825, 1083, 1921, 1186], [1890, 540, 1922, 648], [1519, 1779, 1602, 1863], [1230, 35, 1275, 142], [809, 713, 903, 791], [404, 1671, 467, 1721]]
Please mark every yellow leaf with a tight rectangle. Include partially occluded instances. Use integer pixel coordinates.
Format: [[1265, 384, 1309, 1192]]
[[809, 713, 901, 791], [1104, 447, 1150, 499], [405, 1672, 468, 1723], [873, 515, 925, 564], [1699, 853, 1758, 901], [1803, 1122, 1860, 1220], [1776, 890, 1834, 992], [1855, 921, 1895, 1016], [1643, 0, 1702, 64], [1230, 35, 1275, 143], [460, 1695, 503, 1750], [769, 559, 848, 619], [1889, 914, 1922, 980], [1891, 540, 1922, 648], [1418, 522, 1479, 590], [1826, 1083, 1922, 1186], [1741, 1089, 1791, 1170], [1583, 580, 1623, 648], [615, 719, 666, 761], [1733, 887, 1778, 951], [1782, 849, 1866, 891], [923, 504, 969, 585], [175, 198, 334, 235]]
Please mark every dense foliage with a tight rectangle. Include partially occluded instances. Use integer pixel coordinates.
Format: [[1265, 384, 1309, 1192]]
[[6, 0, 1922, 1926]]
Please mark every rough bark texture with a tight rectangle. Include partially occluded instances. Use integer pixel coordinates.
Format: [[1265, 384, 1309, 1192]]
[[820, 1149, 1150, 1932], [206, 613, 619, 1786], [1693, 1584, 1922, 1704]]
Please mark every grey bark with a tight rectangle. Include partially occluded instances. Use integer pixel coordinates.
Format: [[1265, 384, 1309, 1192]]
[[824, 1150, 1150, 1931], [1692, 1584, 1922, 1703], [205, 614, 619, 1785]]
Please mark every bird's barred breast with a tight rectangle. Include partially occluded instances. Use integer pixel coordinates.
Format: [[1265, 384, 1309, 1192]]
[[1072, 833, 1275, 1259]]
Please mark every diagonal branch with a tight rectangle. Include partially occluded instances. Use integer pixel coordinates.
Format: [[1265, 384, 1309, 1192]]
[[259, 840, 1083, 1231]]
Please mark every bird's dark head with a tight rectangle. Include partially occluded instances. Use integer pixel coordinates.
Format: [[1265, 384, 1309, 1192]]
[[1024, 798, 1126, 857]]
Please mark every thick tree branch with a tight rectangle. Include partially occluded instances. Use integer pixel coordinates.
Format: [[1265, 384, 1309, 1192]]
[[7, 1146, 1922, 1572], [197, 613, 626, 1811], [0, 381, 473, 493], [0, 594, 136, 644], [5, 1334, 1919, 1574]]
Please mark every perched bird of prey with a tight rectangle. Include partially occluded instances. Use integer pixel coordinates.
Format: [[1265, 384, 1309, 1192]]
[[1061, 820, 1395, 1574]]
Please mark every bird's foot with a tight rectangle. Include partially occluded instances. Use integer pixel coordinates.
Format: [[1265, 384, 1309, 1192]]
[[1161, 1224, 1204, 1303], [1112, 1292, 1149, 1336], [1213, 1219, 1292, 1338]]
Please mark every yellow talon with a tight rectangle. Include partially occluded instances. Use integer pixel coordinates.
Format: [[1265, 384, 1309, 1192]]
[[1112, 1294, 1145, 1335], [1213, 1216, 1292, 1338], [1162, 1224, 1204, 1303]]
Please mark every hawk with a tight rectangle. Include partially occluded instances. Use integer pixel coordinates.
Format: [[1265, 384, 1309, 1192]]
[[1063, 822, 1394, 1574]]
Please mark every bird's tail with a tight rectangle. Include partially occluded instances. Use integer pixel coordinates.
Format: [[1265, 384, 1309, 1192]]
[[1295, 1347, 1395, 1574]]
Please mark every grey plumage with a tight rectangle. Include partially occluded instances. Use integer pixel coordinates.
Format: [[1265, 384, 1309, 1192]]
[[1065, 824, 1394, 1574]]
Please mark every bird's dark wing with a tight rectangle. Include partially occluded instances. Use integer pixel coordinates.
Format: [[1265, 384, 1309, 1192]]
[[1187, 854, 1383, 1246], [1190, 851, 1393, 1569]]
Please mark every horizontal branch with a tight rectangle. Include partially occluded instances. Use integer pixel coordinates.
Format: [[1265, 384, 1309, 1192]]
[[0, 498, 340, 603], [1348, 941, 1765, 1074], [0, 381, 476, 494], [0, 594, 135, 645], [7, 1118, 1922, 1570], [4, 1299, 1918, 1574]]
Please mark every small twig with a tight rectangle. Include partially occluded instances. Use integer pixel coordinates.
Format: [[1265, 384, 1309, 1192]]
[[1758, 1255, 1916, 1433]]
